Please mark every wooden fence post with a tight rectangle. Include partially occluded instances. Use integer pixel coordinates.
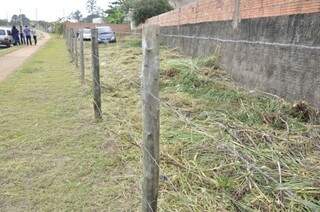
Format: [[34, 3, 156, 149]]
[[69, 29, 71, 52], [71, 29, 74, 60], [91, 29, 102, 120], [70, 29, 73, 54], [64, 28, 67, 46], [80, 30, 85, 84], [67, 29, 71, 52], [141, 24, 160, 212], [75, 31, 78, 68]]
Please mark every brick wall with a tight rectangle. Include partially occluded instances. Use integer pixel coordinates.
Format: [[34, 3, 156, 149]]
[[64, 22, 131, 33], [147, 0, 320, 26]]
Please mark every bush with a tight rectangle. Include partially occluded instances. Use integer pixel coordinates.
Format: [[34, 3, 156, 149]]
[[53, 22, 64, 34]]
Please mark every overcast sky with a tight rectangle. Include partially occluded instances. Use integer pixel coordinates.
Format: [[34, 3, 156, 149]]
[[0, 0, 113, 22]]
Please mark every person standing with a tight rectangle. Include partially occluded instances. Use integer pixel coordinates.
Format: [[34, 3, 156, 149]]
[[31, 25, 37, 45], [19, 26, 26, 45], [11, 26, 20, 46], [24, 26, 32, 45]]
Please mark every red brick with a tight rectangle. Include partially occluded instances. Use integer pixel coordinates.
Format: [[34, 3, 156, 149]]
[[148, 0, 320, 26]]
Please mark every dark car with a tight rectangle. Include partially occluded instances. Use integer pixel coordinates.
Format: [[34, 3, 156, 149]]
[[97, 26, 116, 43]]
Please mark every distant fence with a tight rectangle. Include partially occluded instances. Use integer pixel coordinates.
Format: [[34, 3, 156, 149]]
[[64, 26, 159, 212], [64, 22, 131, 33]]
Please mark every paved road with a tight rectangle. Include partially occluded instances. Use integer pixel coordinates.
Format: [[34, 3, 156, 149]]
[[0, 33, 50, 82]]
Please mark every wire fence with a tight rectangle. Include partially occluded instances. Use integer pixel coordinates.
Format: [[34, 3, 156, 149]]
[[63, 25, 320, 211]]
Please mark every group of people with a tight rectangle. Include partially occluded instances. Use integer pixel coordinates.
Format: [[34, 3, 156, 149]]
[[11, 25, 37, 46]]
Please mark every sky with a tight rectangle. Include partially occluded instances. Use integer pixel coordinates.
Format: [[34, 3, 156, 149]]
[[0, 0, 114, 22]]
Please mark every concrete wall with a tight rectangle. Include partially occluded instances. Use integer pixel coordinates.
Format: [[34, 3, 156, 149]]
[[147, 0, 320, 108]]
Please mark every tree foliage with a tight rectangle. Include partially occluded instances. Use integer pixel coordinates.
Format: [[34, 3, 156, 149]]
[[105, 0, 172, 25], [83, 14, 101, 23], [131, 0, 172, 25], [105, 1, 129, 24], [0, 19, 9, 26], [69, 10, 83, 22], [53, 22, 64, 34], [106, 7, 126, 24], [10, 14, 30, 26]]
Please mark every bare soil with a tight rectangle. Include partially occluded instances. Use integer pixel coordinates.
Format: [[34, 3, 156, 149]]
[[0, 33, 50, 82]]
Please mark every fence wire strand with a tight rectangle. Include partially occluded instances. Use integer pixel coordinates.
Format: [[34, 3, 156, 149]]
[[64, 28, 320, 210]]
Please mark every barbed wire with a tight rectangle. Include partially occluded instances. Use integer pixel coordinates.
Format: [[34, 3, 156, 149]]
[[65, 30, 320, 209], [79, 44, 181, 197], [113, 31, 320, 50], [91, 50, 296, 207]]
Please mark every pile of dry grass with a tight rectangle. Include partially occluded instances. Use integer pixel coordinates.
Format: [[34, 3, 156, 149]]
[[82, 36, 320, 211]]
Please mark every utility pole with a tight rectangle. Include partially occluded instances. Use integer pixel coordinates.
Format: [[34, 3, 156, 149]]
[[35, 8, 38, 28], [6, 12, 9, 26], [19, 9, 23, 26]]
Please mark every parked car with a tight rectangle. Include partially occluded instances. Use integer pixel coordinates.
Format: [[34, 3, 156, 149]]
[[97, 26, 116, 43], [82, 28, 92, 41], [0, 27, 13, 47]]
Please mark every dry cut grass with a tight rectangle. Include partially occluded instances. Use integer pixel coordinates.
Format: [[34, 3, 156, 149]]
[[82, 35, 320, 211]]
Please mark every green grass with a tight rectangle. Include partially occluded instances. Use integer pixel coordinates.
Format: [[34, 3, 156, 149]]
[[0, 35, 319, 211], [0, 37, 140, 211]]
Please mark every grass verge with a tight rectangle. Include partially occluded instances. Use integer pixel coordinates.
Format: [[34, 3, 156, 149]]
[[0, 37, 140, 211]]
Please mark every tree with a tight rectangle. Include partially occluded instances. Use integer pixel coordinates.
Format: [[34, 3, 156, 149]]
[[10, 14, 30, 26], [104, 0, 172, 25], [86, 0, 98, 15], [69, 10, 83, 22], [53, 21, 64, 34], [131, 0, 172, 25], [117, 0, 136, 13], [106, 8, 125, 24], [10, 15, 19, 25], [0, 19, 9, 26], [105, 1, 127, 24], [83, 14, 101, 23]]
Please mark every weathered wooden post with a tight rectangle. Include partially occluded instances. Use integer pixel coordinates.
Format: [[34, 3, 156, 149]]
[[71, 29, 74, 61], [91, 29, 102, 120], [70, 30, 73, 55], [64, 27, 67, 45], [79, 30, 85, 84], [141, 24, 160, 212], [67, 29, 71, 52], [75, 30, 79, 67]]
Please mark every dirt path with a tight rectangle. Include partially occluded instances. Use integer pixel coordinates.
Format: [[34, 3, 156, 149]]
[[0, 33, 50, 82]]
